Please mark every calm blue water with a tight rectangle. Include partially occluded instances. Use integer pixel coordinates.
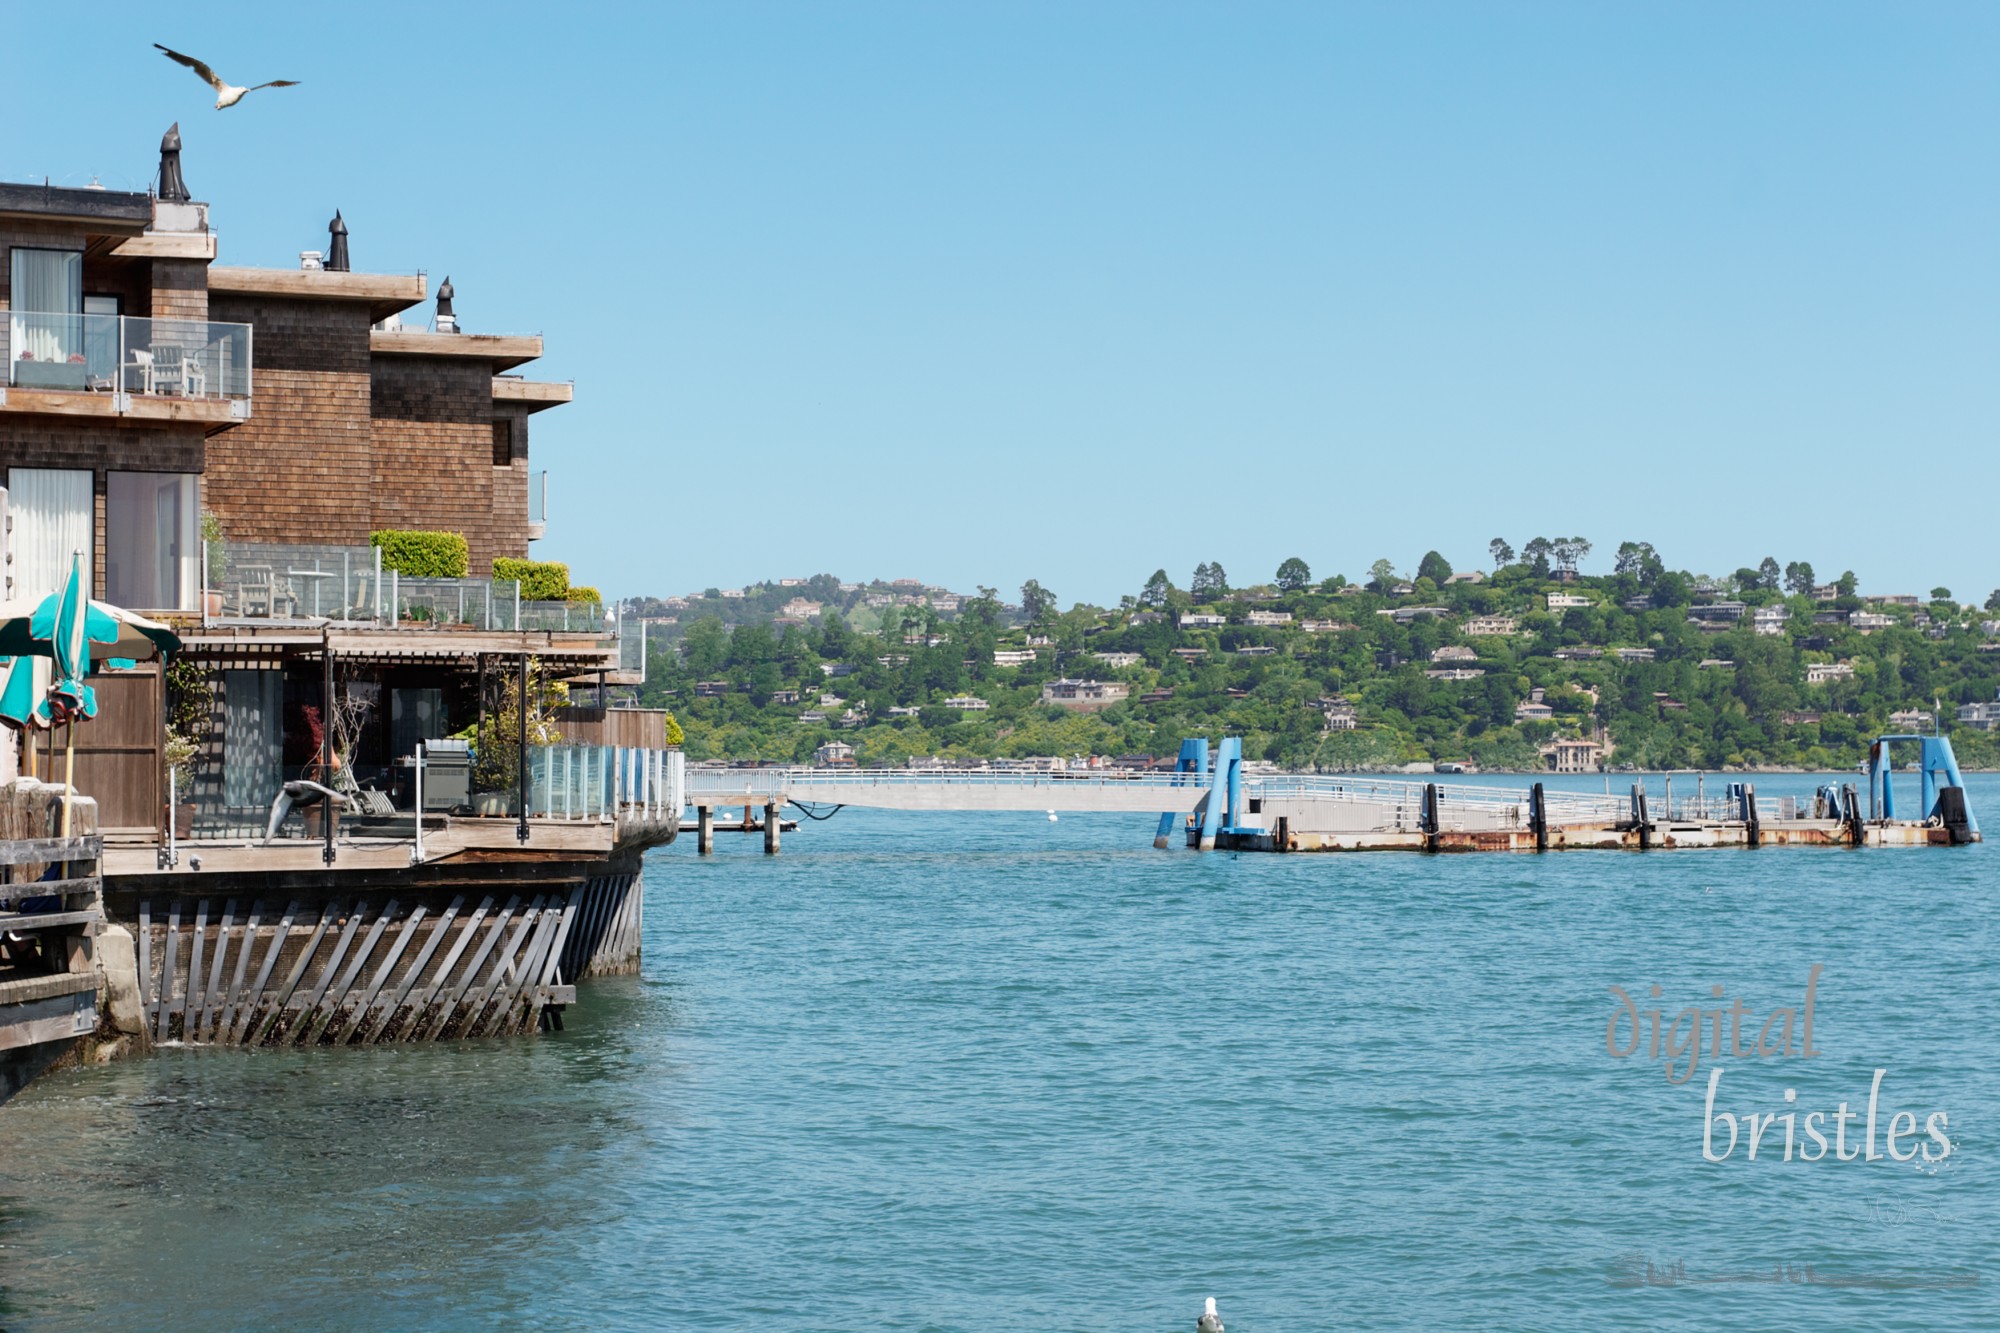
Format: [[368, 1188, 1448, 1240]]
[[1, 774, 1995, 1330]]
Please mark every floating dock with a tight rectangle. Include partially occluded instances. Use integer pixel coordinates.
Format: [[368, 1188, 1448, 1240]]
[[683, 733, 1979, 855]]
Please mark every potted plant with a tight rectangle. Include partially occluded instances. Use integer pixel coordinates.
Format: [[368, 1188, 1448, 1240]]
[[201, 512, 226, 615], [163, 658, 211, 836]]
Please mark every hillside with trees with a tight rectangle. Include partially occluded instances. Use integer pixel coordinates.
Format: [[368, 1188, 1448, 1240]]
[[631, 543, 2000, 771]]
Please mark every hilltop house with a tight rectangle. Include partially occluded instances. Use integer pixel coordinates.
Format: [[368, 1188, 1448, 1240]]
[[1957, 691, 2000, 731], [1430, 645, 1478, 663], [1547, 593, 1592, 610], [1040, 679, 1130, 710], [1244, 610, 1292, 627], [1463, 616, 1519, 636], [1515, 689, 1555, 723], [1806, 662, 1857, 685], [1179, 612, 1226, 628]]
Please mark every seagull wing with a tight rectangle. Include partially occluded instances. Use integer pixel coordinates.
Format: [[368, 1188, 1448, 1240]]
[[154, 44, 227, 92], [249, 80, 301, 91]]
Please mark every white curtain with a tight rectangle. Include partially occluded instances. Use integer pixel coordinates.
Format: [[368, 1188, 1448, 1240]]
[[6, 468, 92, 603], [222, 670, 284, 807], [8, 248, 81, 363]]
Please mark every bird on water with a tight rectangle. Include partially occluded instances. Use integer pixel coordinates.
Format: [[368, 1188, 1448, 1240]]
[[153, 44, 300, 108], [1197, 1296, 1224, 1333]]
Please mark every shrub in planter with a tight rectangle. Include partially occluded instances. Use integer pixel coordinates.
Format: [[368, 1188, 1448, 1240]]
[[492, 557, 570, 602], [371, 530, 471, 578], [565, 585, 602, 604]]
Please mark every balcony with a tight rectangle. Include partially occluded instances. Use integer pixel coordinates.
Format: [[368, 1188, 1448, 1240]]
[[3, 311, 251, 424]]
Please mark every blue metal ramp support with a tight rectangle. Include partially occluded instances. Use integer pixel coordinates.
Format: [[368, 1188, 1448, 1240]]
[[1156, 738, 1210, 849], [1871, 733, 1978, 838], [1197, 737, 1242, 851]]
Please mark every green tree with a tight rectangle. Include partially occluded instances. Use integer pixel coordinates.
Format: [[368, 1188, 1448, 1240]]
[[1367, 558, 1396, 590], [1140, 569, 1174, 608], [1757, 557, 1781, 591], [1837, 570, 1858, 597], [1489, 538, 1514, 569], [1784, 561, 1816, 596], [1020, 579, 1057, 624], [1275, 557, 1312, 592], [1986, 590, 2000, 612], [682, 615, 728, 677], [1192, 562, 1229, 602], [1416, 550, 1453, 584], [1521, 538, 1553, 578], [1930, 586, 1952, 603]]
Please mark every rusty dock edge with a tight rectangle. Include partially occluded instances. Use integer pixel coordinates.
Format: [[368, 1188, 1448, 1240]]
[[1212, 817, 1975, 853]]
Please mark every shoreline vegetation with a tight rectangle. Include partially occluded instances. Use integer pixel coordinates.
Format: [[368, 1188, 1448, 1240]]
[[628, 544, 2000, 773]]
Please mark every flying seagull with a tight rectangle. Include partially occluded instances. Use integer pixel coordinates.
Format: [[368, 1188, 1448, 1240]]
[[154, 44, 300, 109]]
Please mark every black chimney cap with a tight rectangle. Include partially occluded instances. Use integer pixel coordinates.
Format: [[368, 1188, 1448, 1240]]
[[158, 122, 190, 203], [437, 275, 455, 319], [326, 209, 350, 272]]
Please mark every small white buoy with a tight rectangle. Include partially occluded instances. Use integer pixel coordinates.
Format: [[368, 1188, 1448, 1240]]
[[1047, 809, 1058, 822], [1198, 1296, 1224, 1333]]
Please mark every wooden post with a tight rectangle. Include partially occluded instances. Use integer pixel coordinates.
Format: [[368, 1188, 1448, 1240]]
[[1530, 782, 1548, 851], [764, 802, 780, 854], [697, 805, 713, 854]]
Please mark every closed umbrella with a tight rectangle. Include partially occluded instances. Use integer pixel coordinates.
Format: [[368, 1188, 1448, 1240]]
[[42, 554, 92, 836], [0, 654, 52, 781]]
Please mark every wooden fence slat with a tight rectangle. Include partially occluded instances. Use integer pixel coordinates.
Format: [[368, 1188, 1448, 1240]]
[[482, 897, 560, 1038], [361, 895, 463, 1044], [182, 900, 209, 1042], [524, 888, 583, 1033]]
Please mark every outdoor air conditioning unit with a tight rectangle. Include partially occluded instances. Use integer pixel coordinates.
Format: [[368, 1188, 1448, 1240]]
[[422, 739, 472, 812]]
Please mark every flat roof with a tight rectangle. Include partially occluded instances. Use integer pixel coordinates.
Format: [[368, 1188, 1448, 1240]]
[[371, 329, 543, 372], [208, 266, 427, 322], [0, 182, 153, 231]]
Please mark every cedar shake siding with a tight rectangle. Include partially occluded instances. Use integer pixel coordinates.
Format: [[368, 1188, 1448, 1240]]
[[202, 294, 375, 549], [370, 355, 519, 574]]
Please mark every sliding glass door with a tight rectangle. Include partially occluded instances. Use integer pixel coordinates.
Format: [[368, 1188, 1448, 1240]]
[[106, 471, 199, 610]]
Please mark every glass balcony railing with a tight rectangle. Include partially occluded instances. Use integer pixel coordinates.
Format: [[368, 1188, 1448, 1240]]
[[5, 311, 252, 401], [528, 470, 547, 526], [201, 539, 625, 641]]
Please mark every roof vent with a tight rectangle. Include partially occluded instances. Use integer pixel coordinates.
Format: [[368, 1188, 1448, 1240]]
[[300, 251, 324, 272]]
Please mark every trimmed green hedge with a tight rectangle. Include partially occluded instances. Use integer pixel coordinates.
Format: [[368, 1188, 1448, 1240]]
[[371, 530, 470, 578], [492, 557, 570, 602], [566, 585, 602, 604]]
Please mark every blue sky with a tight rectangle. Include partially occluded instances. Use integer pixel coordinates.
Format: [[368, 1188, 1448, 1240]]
[[14, 3, 1999, 606]]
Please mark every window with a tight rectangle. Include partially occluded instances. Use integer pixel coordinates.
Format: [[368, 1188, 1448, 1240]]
[[6, 468, 92, 601], [492, 421, 512, 467], [83, 294, 119, 386], [9, 248, 83, 383], [106, 471, 199, 610]]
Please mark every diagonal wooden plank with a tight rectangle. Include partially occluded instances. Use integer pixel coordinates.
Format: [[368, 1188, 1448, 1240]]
[[523, 888, 583, 1034], [155, 901, 181, 1043], [403, 896, 492, 1042], [137, 900, 153, 1027], [293, 900, 371, 1045], [250, 900, 337, 1046], [218, 900, 262, 1041], [469, 896, 546, 1037], [421, 895, 518, 1041], [229, 900, 294, 1045], [336, 904, 425, 1045], [481, 897, 561, 1037], [306, 899, 399, 1046], [199, 899, 236, 1042], [360, 895, 462, 1044], [182, 900, 210, 1042]]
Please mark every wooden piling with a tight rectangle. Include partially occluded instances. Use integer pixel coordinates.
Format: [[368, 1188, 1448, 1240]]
[[764, 802, 780, 854], [697, 806, 714, 854]]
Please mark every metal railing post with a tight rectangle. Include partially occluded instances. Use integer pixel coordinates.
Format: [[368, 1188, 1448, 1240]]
[[201, 539, 211, 629], [513, 580, 521, 630], [374, 544, 384, 623], [411, 741, 425, 863]]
